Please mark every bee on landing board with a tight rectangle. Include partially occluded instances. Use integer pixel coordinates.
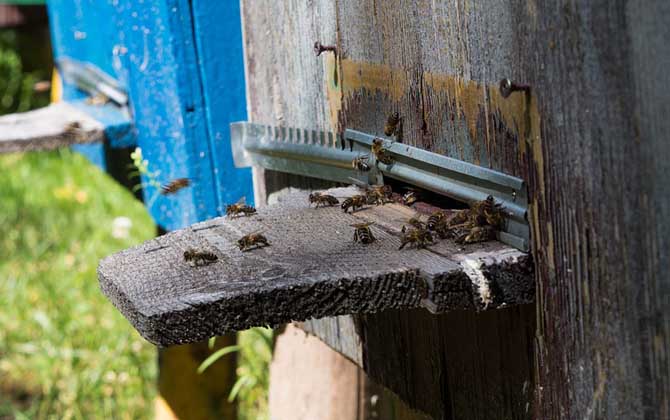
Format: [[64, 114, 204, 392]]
[[384, 112, 403, 141], [402, 190, 418, 206], [399, 225, 434, 250], [351, 222, 376, 244], [238, 232, 270, 251], [341, 194, 367, 213], [226, 197, 257, 218], [365, 184, 393, 206], [160, 178, 191, 195], [469, 195, 505, 229], [183, 248, 218, 266], [371, 138, 394, 165], [455, 225, 496, 244], [407, 217, 427, 230], [308, 192, 339, 208], [352, 154, 371, 172]]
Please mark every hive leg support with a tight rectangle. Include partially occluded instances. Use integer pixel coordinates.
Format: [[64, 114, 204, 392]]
[[270, 324, 430, 420], [155, 336, 237, 420]]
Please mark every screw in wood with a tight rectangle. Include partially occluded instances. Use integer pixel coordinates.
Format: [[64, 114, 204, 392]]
[[314, 41, 337, 56], [499, 78, 531, 98]]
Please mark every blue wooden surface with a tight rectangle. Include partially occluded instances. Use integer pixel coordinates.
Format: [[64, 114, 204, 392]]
[[191, 0, 253, 209], [46, 0, 253, 230]]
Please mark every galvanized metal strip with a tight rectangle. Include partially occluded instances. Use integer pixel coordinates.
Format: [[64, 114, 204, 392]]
[[230, 121, 529, 250]]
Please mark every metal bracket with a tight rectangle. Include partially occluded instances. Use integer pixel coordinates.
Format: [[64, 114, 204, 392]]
[[231, 122, 529, 251]]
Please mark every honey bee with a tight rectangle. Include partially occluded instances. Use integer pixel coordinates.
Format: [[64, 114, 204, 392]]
[[371, 138, 394, 165], [469, 195, 505, 228], [407, 217, 427, 230], [85, 93, 109, 106], [341, 194, 367, 213], [365, 184, 392, 206], [447, 209, 470, 227], [426, 211, 447, 231], [402, 190, 417, 206], [238, 232, 270, 251], [399, 225, 434, 250], [63, 121, 81, 137], [384, 112, 403, 141], [160, 178, 191, 195], [226, 197, 257, 218], [183, 248, 218, 266], [455, 225, 496, 244], [351, 222, 376, 244], [308, 192, 339, 208], [352, 154, 371, 172]]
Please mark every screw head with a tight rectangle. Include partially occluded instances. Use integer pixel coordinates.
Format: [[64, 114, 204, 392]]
[[499, 78, 513, 98]]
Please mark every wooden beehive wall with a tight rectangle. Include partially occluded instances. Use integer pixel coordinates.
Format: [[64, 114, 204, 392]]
[[241, 1, 670, 419]]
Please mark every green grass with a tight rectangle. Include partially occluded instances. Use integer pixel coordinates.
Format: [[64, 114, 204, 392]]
[[0, 150, 157, 419]]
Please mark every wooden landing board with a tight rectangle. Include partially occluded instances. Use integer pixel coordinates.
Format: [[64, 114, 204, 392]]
[[0, 102, 104, 153], [98, 187, 534, 346]]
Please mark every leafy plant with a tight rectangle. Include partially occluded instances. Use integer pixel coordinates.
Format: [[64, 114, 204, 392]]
[[199, 328, 273, 420]]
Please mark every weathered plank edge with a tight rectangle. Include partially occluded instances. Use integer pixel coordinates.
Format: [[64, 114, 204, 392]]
[[98, 264, 425, 347], [0, 102, 105, 153]]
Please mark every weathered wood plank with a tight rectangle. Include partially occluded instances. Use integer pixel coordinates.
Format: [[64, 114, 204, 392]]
[[98, 187, 532, 347], [0, 102, 104, 153]]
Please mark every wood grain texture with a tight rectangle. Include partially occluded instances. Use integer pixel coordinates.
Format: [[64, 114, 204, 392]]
[[242, 1, 670, 418], [0, 102, 103, 153], [98, 188, 532, 347]]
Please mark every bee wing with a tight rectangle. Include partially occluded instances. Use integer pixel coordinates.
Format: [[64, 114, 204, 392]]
[[349, 222, 374, 228], [235, 196, 247, 205]]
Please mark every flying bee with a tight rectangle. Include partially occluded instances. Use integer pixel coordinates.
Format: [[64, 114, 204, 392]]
[[426, 210, 447, 231], [371, 138, 394, 165], [384, 112, 403, 141], [341, 194, 367, 213], [160, 177, 190, 195], [309, 192, 339, 208], [351, 222, 376, 244], [352, 154, 371, 172], [365, 184, 392, 206], [183, 248, 218, 266], [399, 225, 434, 250], [456, 225, 496, 244], [226, 197, 257, 218], [238, 232, 270, 251]]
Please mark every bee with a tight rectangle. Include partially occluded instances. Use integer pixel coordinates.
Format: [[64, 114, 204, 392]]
[[341, 194, 367, 213], [160, 178, 191, 195], [63, 121, 82, 137], [399, 225, 434, 250], [85, 93, 109, 106], [183, 248, 218, 266], [407, 217, 427, 230], [238, 232, 270, 251], [352, 154, 371, 172], [226, 197, 257, 218], [351, 222, 376, 244], [365, 184, 392, 206], [308, 192, 339, 208], [469, 195, 505, 228], [371, 138, 394, 165], [455, 225, 496, 244], [447, 209, 470, 228], [402, 190, 417, 206], [426, 210, 447, 231], [384, 112, 403, 141]]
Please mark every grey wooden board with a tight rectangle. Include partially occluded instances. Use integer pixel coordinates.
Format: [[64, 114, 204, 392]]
[[98, 187, 532, 347], [0, 102, 104, 153]]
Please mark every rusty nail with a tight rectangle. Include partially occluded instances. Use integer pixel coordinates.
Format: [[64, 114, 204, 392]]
[[499, 78, 531, 98], [314, 41, 337, 56]]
